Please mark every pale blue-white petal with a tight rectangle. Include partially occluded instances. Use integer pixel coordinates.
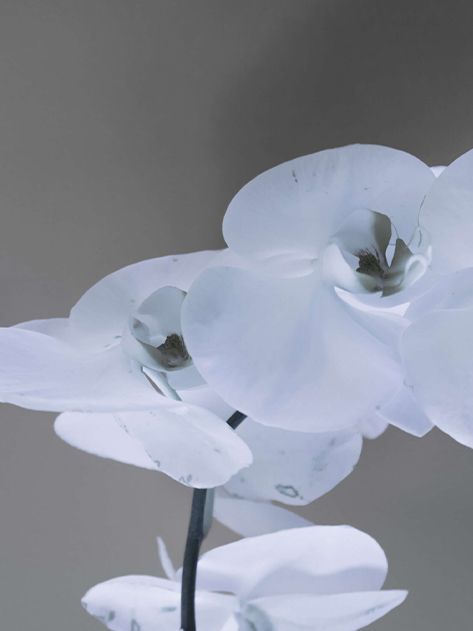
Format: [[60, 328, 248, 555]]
[[401, 307, 473, 448], [69, 250, 224, 349], [82, 575, 235, 631], [183, 266, 401, 432], [196, 525, 388, 600], [421, 148, 473, 273], [55, 407, 252, 488], [376, 385, 433, 437], [0, 327, 163, 412], [224, 145, 433, 266], [242, 590, 407, 631], [214, 495, 313, 537], [223, 418, 362, 505]]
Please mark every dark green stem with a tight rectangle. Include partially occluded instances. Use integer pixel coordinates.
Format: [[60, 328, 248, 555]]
[[180, 411, 247, 631]]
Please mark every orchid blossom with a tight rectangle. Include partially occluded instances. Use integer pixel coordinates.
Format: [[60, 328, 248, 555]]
[[182, 145, 439, 436], [82, 526, 406, 631]]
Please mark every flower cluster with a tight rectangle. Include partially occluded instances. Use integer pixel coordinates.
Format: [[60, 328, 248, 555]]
[[2, 143, 472, 630]]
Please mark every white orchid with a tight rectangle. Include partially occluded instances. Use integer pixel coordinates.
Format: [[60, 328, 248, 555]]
[[181, 144, 439, 435], [399, 150, 473, 448], [0, 251, 252, 487], [55, 407, 363, 529], [82, 525, 406, 631]]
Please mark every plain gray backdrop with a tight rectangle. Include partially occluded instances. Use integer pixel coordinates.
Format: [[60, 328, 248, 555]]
[[0, 1, 472, 629]]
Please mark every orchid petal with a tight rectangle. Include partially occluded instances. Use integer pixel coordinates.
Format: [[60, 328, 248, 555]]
[[421, 148, 473, 272], [376, 385, 433, 437], [224, 418, 362, 505], [82, 575, 234, 631], [55, 407, 252, 487], [0, 327, 163, 412], [183, 267, 401, 432], [223, 145, 433, 266], [69, 250, 223, 349], [196, 525, 388, 600], [214, 495, 313, 537], [401, 306, 473, 448], [242, 590, 407, 631]]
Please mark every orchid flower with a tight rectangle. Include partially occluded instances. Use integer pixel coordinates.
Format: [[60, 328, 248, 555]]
[[82, 525, 406, 631], [181, 145, 439, 435], [0, 251, 252, 486]]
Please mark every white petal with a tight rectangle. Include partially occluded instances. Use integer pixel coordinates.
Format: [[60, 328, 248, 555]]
[[421, 148, 473, 272], [69, 250, 223, 349], [401, 307, 473, 448], [214, 495, 313, 537], [406, 267, 473, 321], [242, 590, 407, 631], [376, 385, 433, 437], [223, 418, 362, 505], [223, 144, 433, 265], [183, 267, 401, 432], [82, 575, 235, 631], [55, 407, 253, 488], [0, 327, 164, 412], [196, 525, 388, 600]]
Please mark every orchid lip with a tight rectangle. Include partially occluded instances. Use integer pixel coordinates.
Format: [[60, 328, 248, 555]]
[[322, 209, 432, 297], [123, 285, 193, 373]]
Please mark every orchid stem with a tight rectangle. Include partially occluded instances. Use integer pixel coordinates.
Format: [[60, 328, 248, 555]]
[[180, 410, 247, 631]]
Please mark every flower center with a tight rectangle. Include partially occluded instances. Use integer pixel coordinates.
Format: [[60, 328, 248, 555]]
[[322, 209, 431, 297], [123, 286, 193, 373], [155, 332, 191, 370]]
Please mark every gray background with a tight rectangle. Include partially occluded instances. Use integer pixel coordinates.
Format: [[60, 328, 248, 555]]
[[0, 1, 472, 629]]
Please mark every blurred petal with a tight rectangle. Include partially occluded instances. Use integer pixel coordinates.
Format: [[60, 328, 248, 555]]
[[224, 145, 433, 265], [430, 165, 446, 177], [242, 590, 407, 631], [358, 415, 388, 439], [0, 327, 163, 412], [421, 148, 473, 272], [183, 267, 401, 432], [376, 385, 433, 437], [214, 495, 313, 537], [224, 418, 362, 505], [69, 250, 223, 348], [196, 525, 388, 600], [82, 575, 234, 631], [401, 307, 473, 448], [55, 407, 253, 488]]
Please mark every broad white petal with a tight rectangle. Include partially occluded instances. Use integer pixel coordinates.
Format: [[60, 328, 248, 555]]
[[0, 327, 163, 412], [214, 495, 313, 537], [224, 418, 362, 505], [223, 144, 433, 265], [55, 408, 252, 488], [82, 575, 235, 631], [242, 590, 407, 631], [14, 317, 71, 340], [69, 250, 223, 348], [183, 267, 401, 432], [401, 307, 473, 448], [421, 148, 473, 272], [196, 525, 388, 600], [376, 385, 433, 437]]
